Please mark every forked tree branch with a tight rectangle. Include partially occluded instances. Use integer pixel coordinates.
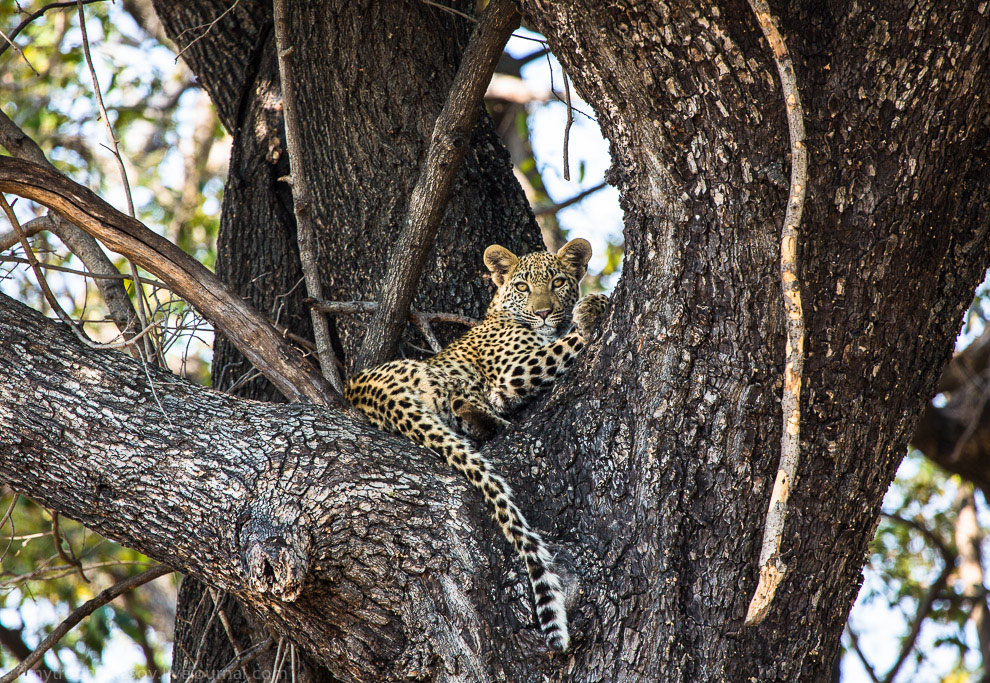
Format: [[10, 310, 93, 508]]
[[0, 156, 344, 409], [355, 0, 520, 370], [745, 0, 810, 626]]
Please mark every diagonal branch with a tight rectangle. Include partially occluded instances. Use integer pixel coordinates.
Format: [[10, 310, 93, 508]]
[[355, 0, 520, 370], [0, 110, 140, 341], [272, 0, 345, 395], [0, 156, 344, 409], [0, 565, 173, 683]]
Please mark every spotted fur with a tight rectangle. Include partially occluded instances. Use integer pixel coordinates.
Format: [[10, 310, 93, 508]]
[[346, 239, 606, 651]]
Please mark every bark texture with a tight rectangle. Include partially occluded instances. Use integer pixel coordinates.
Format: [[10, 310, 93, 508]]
[[2, 1, 989, 682], [148, 0, 542, 678]]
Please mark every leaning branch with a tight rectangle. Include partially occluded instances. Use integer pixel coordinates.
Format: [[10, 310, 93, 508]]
[[355, 0, 519, 370], [0, 110, 140, 341], [745, 0, 809, 626], [0, 156, 345, 409], [0, 565, 172, 683], [272, 0, 346, 395]]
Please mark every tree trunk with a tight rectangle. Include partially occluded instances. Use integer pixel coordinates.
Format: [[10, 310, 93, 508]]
[[1, 1, 988, 682]]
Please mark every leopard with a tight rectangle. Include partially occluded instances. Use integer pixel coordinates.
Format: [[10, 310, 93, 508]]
[[345, 238, 607, 652]]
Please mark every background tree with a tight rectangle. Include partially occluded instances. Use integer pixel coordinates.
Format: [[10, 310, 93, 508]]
[[1, 1, 989, 682]]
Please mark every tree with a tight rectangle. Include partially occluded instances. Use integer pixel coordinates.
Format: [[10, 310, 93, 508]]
[[1, 1, 989, 682]]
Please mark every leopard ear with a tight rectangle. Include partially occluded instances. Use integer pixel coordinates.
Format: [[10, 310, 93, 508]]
[[484, 244, 519, 286], [556, 238, 592, 280]]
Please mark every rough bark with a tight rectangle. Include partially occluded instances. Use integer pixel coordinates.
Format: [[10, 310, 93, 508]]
[[148, 0, 541, 679], [2, 1, 989, 682], [0, 295, 516, 681], [513, 0, 990, 680]]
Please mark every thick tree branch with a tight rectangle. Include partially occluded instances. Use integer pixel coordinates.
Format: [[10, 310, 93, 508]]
[[356, 0, 519, 369], [0, 292, 529, 680], [0, 156, 344, 409]]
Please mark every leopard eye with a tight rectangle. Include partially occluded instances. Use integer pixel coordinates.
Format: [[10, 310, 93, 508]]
[[514, 281, 529, 293], [551, 276, 567, 289]]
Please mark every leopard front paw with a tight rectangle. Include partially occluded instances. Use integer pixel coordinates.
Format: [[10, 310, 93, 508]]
[[573, 293, 608, 339]]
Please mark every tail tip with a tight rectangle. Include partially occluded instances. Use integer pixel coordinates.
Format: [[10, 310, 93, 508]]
[[546, 628, 570, 652]]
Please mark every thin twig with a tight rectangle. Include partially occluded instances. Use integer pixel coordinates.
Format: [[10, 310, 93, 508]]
[[207, 638, 273, 683], [418, 0, 477, 23], [76, 0, 158, 363], [845, 627, 881, 683], [51, 512, 88, 583], [355, 0, 519, 370], [308, 298, 479, 328], [0, 25, 39, 75], [744, 0, 809, 626], [0, 254, 168, 288], [0, 564, 172, 683], [174, 0, 242, 61], [562, 70, 573, 181], [0, 193, 90, 344], [271, 638, 287, 681], [534, 181, 608, 217], [272, 0, 346, 395], [0, 495, 19, 564], [0, 0, 104, 58]]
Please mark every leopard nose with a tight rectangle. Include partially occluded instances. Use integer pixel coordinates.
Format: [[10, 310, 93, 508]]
[[535, 309, 551, 320]]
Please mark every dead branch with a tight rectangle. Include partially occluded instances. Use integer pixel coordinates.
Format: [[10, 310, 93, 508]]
[[355, 0, 519, 370], [308, 298, 479, 328], [534, 181, 608, 217], [745, 0, 809, 626], [272, 0, 346, 395], [0, 564, 173, 683], [0, 156, 345, 409]]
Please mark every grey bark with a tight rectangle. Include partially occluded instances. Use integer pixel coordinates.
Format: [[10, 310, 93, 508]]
[[1, 1, 989, 682]]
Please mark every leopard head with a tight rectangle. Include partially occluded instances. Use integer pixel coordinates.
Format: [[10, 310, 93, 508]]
[[483, 238, 592, 334]]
